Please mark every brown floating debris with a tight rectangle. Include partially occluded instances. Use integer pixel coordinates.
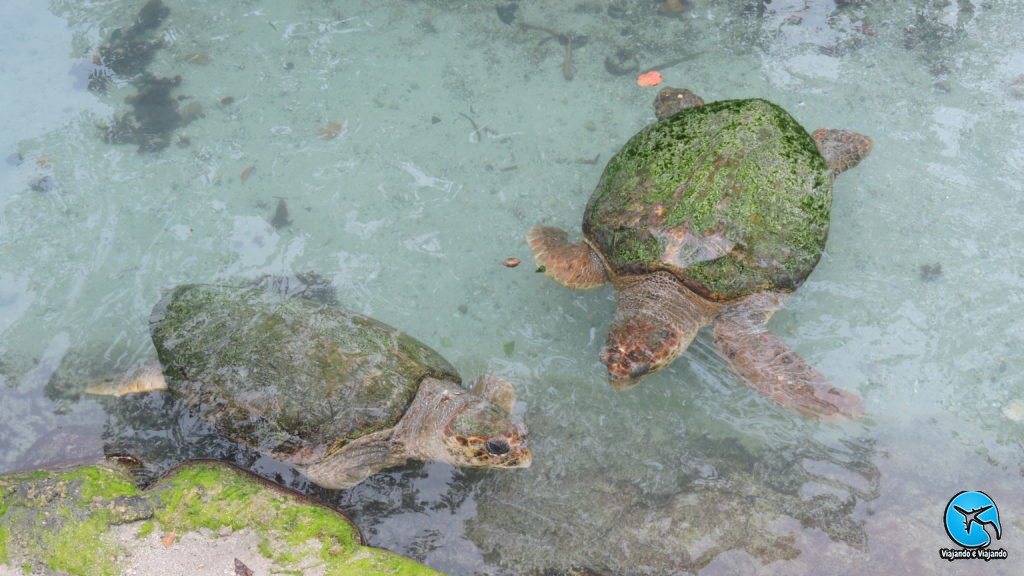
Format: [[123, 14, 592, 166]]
[[659, 0, 685, 15], [503, 257, 521, 268], [520, 23, 583, 81], [240, 165, 255, 182], [319, 121, 345, 140]]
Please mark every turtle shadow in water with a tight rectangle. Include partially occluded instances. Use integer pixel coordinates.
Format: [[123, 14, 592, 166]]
[[99, 389, 274, 486], [97, 386, 439, 510], [95, 384, 469, 567]]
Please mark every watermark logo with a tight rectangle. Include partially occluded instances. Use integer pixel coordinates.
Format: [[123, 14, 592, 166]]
[[940, 491, 1007, 562]]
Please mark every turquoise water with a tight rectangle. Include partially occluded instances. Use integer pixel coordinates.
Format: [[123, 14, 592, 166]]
[[2, 1, 1023, 574]]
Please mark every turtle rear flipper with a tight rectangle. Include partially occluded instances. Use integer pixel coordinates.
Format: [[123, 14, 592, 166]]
[[527, 226, 608, 289], [811, 129, 873, 177], [85, 359, 167, 396], [712, 293, 864, 423]]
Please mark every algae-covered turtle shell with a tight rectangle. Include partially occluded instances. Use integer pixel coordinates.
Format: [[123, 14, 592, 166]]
[[583, 98, 832, 301], [150, 284, 460, 465], [90, 283, 531, 490]]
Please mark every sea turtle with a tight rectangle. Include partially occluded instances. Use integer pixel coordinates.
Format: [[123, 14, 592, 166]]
[[527, 87, 871, 422], [87, 283, 531, 489]]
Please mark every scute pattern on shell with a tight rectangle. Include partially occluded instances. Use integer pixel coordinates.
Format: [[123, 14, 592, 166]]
[[149, 284, 461, 465], [583, 99, 832, 301]]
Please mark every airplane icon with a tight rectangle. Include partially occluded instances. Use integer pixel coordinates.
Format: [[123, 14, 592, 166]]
[[953, 504, 1002, 540]]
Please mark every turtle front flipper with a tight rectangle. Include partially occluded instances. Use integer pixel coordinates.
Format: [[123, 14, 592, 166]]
[[301, 429, 406, 490], [712, 293, 863, 423], [811, 129, 873, 177], [602, 272, 718, 389], [84, 359, 167, 396], [527, 226, 608, 289]]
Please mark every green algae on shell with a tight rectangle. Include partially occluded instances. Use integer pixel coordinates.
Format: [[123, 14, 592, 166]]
[[151, 284, 461, 462], [0, 460, 443, 576], [583, 98, 832, 300]]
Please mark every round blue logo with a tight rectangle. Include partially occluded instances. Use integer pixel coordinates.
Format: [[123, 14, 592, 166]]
[[944, 491, 1002, 549]]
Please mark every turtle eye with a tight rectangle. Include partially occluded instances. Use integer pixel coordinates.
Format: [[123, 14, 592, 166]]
[[484, 438, 511, 456]]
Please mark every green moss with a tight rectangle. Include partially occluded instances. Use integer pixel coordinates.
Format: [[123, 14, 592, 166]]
[[148, 461, 439, 575], [584, 98, 832, 299], [1, 462, 442, 576], [135, 521, 154, 538], [59, 465, 139, 502], [43, 513, 119, 576], [258, 536, 274, 558], [0, 489, 9, 563]]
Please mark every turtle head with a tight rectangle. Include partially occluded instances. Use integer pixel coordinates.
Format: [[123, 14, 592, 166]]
[[439, 376, 531, 469], [601, 319, 686, 389]]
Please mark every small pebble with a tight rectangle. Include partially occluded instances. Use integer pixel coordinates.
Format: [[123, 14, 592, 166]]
[[29, 175, 54, 192], [503, 257, 521, 268], [1002, 399, 1024, 422], [919, 263, 942, 281], [5, 152, 23, 166]]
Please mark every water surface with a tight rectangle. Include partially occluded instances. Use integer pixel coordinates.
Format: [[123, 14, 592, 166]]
[[2, 1, 1023, 574]]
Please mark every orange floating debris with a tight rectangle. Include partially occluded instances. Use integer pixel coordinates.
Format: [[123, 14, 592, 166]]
[[636, 70, 663, 87]]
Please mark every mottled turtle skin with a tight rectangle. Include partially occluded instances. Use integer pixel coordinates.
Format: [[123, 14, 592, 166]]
[[90, 284, 531, 489], [528, 88, 872, 422]]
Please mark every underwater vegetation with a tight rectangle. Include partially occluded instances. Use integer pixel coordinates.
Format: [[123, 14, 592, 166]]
[[101, 74, 203, 153], [91, 0, 202, 152], [97, 0, 169, 77]]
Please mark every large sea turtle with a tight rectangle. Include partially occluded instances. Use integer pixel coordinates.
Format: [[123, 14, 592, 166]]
[[87, 283, 531, 489], [527, 87, 871, 422]]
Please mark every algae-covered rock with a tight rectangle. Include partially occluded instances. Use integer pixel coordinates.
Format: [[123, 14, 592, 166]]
[[0, 460, 444, 576]]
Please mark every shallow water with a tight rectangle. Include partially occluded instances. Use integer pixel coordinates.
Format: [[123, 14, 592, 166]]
[[2, 0, 1023, 574]]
